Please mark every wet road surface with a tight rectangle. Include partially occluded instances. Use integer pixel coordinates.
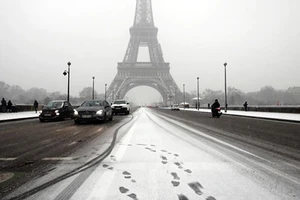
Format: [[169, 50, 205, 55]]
[[0, 114, 133, 198]]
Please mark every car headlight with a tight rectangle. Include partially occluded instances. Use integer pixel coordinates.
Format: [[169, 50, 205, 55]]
[[96, 110, 103, 115], [74, 109, 78, 115], [55, 110, 60, 115]]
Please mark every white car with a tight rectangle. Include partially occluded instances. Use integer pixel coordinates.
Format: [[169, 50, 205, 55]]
[[171, 104, 180, 111], [111, 99, 130, 115]]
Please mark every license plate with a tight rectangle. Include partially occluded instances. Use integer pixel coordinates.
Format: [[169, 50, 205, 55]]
[[44, 114, 51, 116], [82, 115, 92, 118], [116, 108, 121, 109]]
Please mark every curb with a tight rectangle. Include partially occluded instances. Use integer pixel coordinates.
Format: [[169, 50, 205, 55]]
[[222, 113, 300, 124], [0, 116, 39, 123]]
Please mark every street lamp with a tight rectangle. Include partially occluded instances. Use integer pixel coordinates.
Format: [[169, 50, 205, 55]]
[[174, 88, 177, 104], [112, 89, 115, 102], [224, 62, 228, 112], [63, 62, 71, 102], [92, 77, 95, 100], [197, 77, 200, 110], [105, 84, 107, 101], [183, 84, 185, 109]]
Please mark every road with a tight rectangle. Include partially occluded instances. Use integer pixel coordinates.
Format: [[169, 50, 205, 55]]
[[0, 114, 133, 198], [2, 108, 300, 200]]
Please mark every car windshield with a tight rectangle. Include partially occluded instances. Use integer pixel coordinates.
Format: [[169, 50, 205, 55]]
[[114, 100, 126, 104], [46, 101, 63, 108], [81, 101, 103, 107]]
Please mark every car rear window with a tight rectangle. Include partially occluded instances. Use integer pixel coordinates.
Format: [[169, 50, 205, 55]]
[[81, 101, 104, 107], [46, 101, 63, 108], [114, 101, 126, 104]]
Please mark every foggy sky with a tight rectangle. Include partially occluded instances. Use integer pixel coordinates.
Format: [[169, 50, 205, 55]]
[[1, 0, 300, 104]]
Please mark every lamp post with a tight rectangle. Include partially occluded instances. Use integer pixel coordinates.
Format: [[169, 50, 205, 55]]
[[224, 62, 228, 112], [197, 77, 200, 110], [105, 84, 107, 101], [183, 84, 185, 109], [92, 77, 95, 100], [63, 62, 71, 102], [174, 88, 177, 104]]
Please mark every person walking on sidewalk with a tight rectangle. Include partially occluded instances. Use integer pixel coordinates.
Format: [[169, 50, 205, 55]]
[[7, 100, 13, 112], [243, 101, 248, 111], [34, 100, 39, 113], [1, 98, 7, 113]]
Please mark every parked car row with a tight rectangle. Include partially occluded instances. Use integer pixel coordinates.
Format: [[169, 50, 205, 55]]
[[39, 99, 130, 124]]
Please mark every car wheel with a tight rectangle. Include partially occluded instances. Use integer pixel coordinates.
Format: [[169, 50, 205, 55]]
[[74, 119, 80, 124], [39, 119, 45, 122], [109, 113, 113, 121]]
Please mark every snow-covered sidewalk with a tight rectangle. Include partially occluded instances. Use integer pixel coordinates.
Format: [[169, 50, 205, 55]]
[[161, 107, 300, 122], [184, 108, 300, 122], [0, 111, 40, 122]]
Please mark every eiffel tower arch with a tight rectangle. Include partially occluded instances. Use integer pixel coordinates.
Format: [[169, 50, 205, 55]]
[[107, 0, 181, 104]]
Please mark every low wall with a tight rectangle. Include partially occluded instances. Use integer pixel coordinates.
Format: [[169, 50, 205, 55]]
[[226, 106, 300, 114], [194, 105, 300, 114], [0, 105, 44, 112]]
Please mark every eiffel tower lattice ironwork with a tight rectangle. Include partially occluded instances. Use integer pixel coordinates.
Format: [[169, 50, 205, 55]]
[[106, 0, 181, 104]]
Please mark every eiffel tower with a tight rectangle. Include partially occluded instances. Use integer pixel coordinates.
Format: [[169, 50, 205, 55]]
[[106, 0, 181, 104]]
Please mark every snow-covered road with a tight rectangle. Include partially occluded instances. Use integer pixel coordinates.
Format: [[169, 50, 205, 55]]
[[7, 108, 299, 200]]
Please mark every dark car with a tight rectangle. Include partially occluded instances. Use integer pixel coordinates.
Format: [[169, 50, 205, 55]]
[[73, 100, 113, 124], [39, 100, 74, 122]]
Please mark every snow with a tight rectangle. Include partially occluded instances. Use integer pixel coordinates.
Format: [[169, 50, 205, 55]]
[[163, 107, 300, 122], [60, 109, 294, 199], [0, 111, 40, 121]]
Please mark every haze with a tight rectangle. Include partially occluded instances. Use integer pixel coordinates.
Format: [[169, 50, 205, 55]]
[[1, 0, 300, 105]]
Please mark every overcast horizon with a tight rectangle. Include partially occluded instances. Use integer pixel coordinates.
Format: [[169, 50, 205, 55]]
[[1, 0, 300, 104]]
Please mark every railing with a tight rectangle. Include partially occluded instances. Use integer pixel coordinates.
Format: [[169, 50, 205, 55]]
[[191, 105, 300, 114]]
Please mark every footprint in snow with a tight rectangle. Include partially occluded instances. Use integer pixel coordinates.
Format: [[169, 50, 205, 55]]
[[160, 155, 168, 164], [174, 162, 183, 169], [110, 155, 116, 161], [206, 196, 217, 200], [178, 194, 189, 200], [188, 182, 203, 195], [171, 172, 180, 187], [119, 186, 138, 200]]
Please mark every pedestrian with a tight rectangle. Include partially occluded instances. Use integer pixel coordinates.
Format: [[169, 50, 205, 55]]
[[1, 98, 7, 113], [34, 100, 39, 113], [7, 100, 13, 112], [211, 99, 220, 110], [243, 101, 248, 111]]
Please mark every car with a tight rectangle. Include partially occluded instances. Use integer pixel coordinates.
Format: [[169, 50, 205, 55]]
[[171, 104, 180, 111], [39, 100, 74, 122], [73, 100, 113, 124], [111, 99, 130, 115]]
